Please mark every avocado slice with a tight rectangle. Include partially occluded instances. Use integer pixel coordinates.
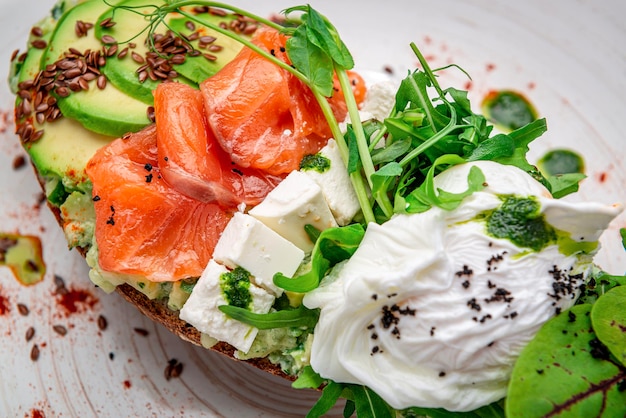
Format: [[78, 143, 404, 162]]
[[26, 117, 112, 192], [168, 13, 248, 84], [14, 13, 113, 200], [43, 0, 150, 137], [94, 0, 188, 105], [96, 1, 251, 100]]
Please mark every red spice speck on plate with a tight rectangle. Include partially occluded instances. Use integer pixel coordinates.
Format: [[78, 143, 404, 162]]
[[599, 172, 607, 183], [55, 286, 99, 316], [123, 380, 132, 389], [30, 408, 46, 418], [0, 286, 10, 316]]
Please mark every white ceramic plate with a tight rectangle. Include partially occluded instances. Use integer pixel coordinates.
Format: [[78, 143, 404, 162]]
[[1, 0, 624, 416]]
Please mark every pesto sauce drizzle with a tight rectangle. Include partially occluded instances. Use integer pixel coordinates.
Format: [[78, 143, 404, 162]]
[[477, 195, 600, 256], [299, 153, 331, 173], [220, 266, 252, 309], [484, 196, 556, 252]]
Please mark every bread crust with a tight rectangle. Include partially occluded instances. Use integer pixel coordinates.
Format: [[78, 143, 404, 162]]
[[35, 165, 293, 381]]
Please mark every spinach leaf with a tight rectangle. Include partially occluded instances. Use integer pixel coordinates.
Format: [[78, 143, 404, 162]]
[[591, 285, 626, 366], [286, 24, 334, 96], [406, 399, 504, 417], [506, 304, 626, 417]]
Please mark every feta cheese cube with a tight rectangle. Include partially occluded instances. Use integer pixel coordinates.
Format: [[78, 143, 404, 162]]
[[213, 212, 304, 296], [360, 80, 397, 122], [249, 171, 337, 251], [179, 260, 275, 353], [303, 139, 361, 225]]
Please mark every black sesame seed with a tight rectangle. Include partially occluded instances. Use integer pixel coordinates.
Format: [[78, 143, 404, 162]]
[[568, 311, 576, 323]]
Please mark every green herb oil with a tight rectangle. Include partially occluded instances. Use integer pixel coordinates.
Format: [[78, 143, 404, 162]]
[[481, 90, 538, 132], [537, 149, 585, 176]]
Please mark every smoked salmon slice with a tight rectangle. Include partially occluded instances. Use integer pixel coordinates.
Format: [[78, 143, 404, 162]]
[[154, 82, 282, 207], [86, 125, 233, 282], [200, 27, 360, 176], [86, 27, 367, 282]]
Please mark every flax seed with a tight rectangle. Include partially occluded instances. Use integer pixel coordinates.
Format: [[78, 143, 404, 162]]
[[31, 26, 43, 37], [209, 7, 227, 16], [147, 106, 155, 123], [17, 303, 29, 316], [56, 86, 70, 97], [97, 314, 108, 331], [101, 35, 117, 45], [117, 47, 129, 59], [25, 327, 35, 342], [53, 325, 68, 336], [96, 75, 107, 89], [106, 44, 118, 57], [133, 328, 149, 337], [30, 344, 40, 361], [99, 17, 116, 28], [78, 77, 89, 90], [243, 24, 258, 35], [31, 39, 47, 49], [64, 67, 82, 79], [138, 70, 148, 83], [131, 52, 145, 64]]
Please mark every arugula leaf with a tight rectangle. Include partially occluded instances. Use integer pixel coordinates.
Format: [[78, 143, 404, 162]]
[[306, 381, 344, 418], [217, 304, 319, 330], [371, 138, 412, 165], [545, 172, 586, 199], [620, 228, 626, 249], [495, 118, 547, 172], [350, 385, 394, 418], [467, 134, 515, 162], [404, 154, 485, 213], [274, 224, 365, 293], [345, 125, 362, 174], [292, 365, 325, 389], [343, 400, 356, 418]]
